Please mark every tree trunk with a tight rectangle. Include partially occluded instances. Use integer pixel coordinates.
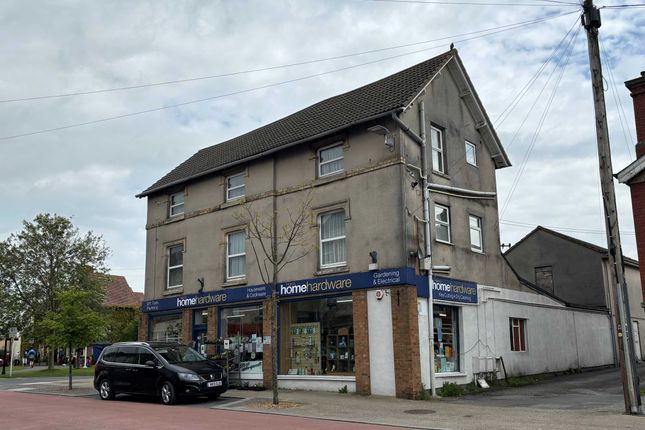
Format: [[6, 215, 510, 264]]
[[48, 346, 54, 370], [271, 290, 279, 405], [68, 342, 72, 390]]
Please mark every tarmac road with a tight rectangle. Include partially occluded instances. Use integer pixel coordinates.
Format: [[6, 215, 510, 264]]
[[453, 364, 645, 410]]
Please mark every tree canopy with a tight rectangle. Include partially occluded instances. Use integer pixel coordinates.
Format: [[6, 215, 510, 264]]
[[0, 214, 109, 346]]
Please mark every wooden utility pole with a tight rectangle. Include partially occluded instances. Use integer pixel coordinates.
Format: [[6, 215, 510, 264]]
[[582, 0, 642, 415]]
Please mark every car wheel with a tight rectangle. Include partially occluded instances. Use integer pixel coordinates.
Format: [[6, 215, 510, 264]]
[[98, 379, 115, 400], [160, 381, 177, 405]]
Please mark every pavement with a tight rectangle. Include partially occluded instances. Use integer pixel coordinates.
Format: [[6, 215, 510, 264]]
[[1, 365, 645, 430]]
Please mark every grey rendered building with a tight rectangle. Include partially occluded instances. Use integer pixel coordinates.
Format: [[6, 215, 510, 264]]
[[505, 226, 645, 361], [137, 49, 613, 397]]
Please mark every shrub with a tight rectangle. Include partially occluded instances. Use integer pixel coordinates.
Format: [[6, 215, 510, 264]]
[[438, 382, 464, 397], [338, 385, 348, 394], [416, 383, 432, 400]]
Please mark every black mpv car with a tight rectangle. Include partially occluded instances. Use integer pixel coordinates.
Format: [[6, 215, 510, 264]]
[[94, 341, 227, 405]]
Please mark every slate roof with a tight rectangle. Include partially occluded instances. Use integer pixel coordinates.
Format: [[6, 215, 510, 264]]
[[138, 50, 457, 197], [104, 275, 143, 307], [505, 226, 639, 268]]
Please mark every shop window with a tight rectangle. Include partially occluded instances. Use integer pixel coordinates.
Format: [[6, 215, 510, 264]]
[[167, 244, 184, 289], [227, 231, 246, 279], [151, 315, 183, 342], [434, 204, 451, 244], [220, 306, 264, 375], [433, 305, 459, 373], [510, 318, 527, 352], [320, 210, 346, 268], [280, 296, 354, 376], [318, 143, 344, 177]]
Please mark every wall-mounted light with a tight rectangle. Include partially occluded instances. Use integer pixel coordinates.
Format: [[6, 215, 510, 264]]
[[367, 125, 395, 152], [369, 250, 378, 271], [197, 277, 205, 293]]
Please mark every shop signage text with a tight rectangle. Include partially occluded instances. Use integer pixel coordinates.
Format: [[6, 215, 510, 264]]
[[142, 268, 479, 312], [430, 276, 478, 304], [278, 269, 409, 298], [142, 284, 271, 312]]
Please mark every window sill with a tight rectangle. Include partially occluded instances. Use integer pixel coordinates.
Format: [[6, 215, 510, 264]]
[[435, 240, 454, 246], [432, 170, 451, 180], [222, 278, 247, 288], [164, 214, 185, 224], [315, 266, 349, 276], [278, 374, 355, 382], [435, 372, 467, 378], [220, 198, 246, 209], [315, 172, 346, 186], [163, 288, 184, 296]]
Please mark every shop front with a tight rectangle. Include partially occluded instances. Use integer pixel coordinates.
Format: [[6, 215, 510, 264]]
[[141, 268, 478, 397], [416, 276, 479, 387], [219, 304, 264, 385]]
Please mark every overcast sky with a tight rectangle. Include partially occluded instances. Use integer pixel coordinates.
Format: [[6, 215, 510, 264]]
[[1, 0, 643, 292]]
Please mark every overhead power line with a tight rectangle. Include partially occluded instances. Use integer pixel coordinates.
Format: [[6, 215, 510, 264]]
[[361, 0, 580, 6], [500, 219, 636, 235], [0, 12, 577, 104], [0, 11, 577, 142], [494, 16, 580, 128], [602, 3, 645, 8], [499, 25, 581, 217]]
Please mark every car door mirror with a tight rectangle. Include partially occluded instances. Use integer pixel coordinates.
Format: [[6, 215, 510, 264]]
[[145, 360, 156, 367]]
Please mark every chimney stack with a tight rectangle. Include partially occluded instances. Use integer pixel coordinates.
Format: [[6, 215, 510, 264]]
[[625, 71, 645, 158]]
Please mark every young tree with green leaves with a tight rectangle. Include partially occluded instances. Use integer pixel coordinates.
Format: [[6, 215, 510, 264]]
[[40, 289, 105, 389], [236, 190, 315, 405], [0, 214, 109, 369]]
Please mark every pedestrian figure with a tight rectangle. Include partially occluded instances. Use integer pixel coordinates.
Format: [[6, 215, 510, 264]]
[[27, 348, 36, 368]]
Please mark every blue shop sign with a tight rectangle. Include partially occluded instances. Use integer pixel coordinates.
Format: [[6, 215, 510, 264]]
[[416, 275, 478, 304], [142, 268, 478, 312], [277, 268, 415, 298], [142, 284, 271, 312]]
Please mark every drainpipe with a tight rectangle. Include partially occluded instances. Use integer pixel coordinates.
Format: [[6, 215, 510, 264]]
[[392, 104, 436, 397]]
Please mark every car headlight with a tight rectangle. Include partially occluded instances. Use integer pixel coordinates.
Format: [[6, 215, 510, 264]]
[[178, 372, 201, 382]]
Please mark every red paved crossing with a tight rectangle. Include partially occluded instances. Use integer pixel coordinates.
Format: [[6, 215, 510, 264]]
[[0, 392, 415, 430]]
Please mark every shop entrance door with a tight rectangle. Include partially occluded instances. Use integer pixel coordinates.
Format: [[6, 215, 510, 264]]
[[193, 330, 207, 356]]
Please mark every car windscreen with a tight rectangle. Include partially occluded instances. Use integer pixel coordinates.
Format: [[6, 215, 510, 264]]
[[152, 345, 206, 364]]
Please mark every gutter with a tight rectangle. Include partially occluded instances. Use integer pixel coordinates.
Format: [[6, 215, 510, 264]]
[[137, 110, 402, 198]]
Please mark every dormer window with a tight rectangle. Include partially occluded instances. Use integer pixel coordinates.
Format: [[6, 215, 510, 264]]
[[226, 172, 245, 201], [169, 192, 184, 217]]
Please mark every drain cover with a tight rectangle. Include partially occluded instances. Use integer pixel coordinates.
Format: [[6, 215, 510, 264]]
[[404, 409, 436, 415]]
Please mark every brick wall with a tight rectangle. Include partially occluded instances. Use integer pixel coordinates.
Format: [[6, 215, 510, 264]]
[[207, 306, 218, 356], [627, 74, 645, 149], [352, 290, 370, 395], [138, 313, 149, 341], [181, 308, 192, 345], [630, 182, 645, 301], [262, 297, 274, 388], [390, 285, 421, 399]]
